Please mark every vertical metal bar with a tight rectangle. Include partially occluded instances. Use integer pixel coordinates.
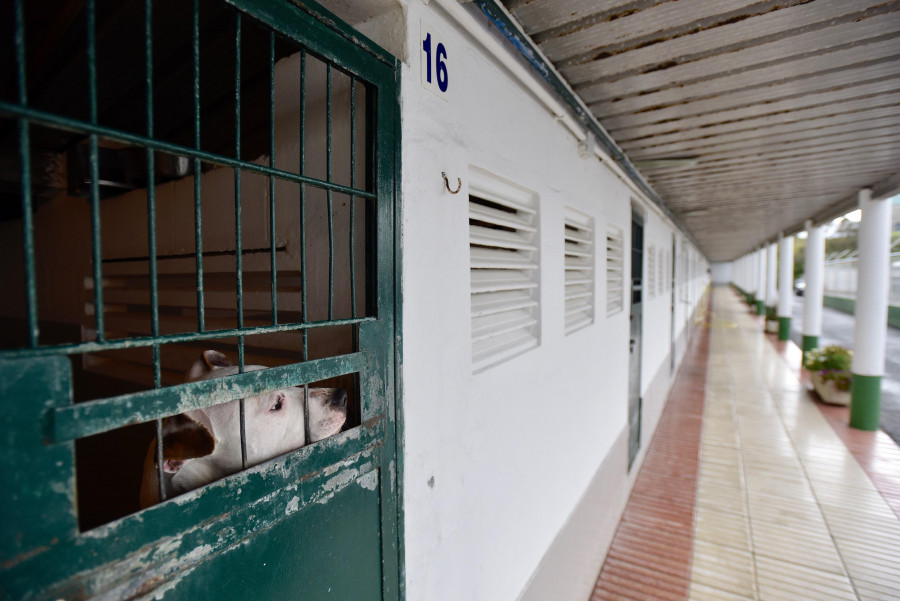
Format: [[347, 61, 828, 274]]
[[14, 0, 39, 347], [234, 13, 247, 471], [300, 51, 311, 444], [145, 0, 159, 374], [300, 50, 308, 352], [364, 82, 377, 317], [326, 64, 334, 320], [269, 32, 277, 324], [87, 0, 104, 342], [349, 77, 356, 319], [193, 0, 205, 332], [144, 0, 166, 501]]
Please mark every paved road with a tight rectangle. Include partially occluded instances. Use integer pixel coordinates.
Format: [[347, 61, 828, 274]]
[[790, 295, 900, 445]]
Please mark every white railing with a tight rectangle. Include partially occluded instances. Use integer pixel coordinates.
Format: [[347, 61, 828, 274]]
[[823, 238, 900, 304]]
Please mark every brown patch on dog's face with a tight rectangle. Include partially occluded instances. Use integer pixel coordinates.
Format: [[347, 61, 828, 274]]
[[161, 413, 215, 463], [307, 387, 348, 442]]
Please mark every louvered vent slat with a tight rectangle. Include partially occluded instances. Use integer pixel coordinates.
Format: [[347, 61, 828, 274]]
[[470, 225, 538, 252], [666, 249, 672, 291], [564, 208, 594, 334], [658, 249, 665, 297], [607, 224, 624, 316], [647, 245, 656, 299], [471, 289, 538, 317], [470, 247, 539, 270], [470, 182, 539, 373]]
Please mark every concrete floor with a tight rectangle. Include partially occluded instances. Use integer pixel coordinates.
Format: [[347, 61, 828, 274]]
[[789, 295, 900, 445]]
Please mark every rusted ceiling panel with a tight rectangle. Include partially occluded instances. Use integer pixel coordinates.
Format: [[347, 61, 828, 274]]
[[533, 0, 768, 60], [558, 0, 895, 79], [575, 17, 900, 100], [584, 40, 899, 110], [501, 0, 900, 260], [603, 80, 900, 137], [592, 61, 900, 122], [618, 96, 900, 149], [504, 0, 651, 35]]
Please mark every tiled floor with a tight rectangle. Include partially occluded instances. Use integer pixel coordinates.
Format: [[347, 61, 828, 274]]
[[591, 287, 900, 601], [590, 295, 711, 601]]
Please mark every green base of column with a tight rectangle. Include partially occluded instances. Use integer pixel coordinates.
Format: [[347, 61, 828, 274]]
[[777, 317, 791, 341], [801, 335, 819, 353], [756, 300, 764, 315], [850, 374, 882, 431]]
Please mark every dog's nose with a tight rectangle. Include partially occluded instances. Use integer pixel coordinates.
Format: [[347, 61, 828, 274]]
[[331, 388, 347, 409]]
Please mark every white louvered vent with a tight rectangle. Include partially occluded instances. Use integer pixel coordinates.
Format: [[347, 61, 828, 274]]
[[647, 244, 656, 299], [658, 248, 665, 297], [469, 174, 539, 372], [667, 249, 673, 291], [564, 207, 594, 334], [606, 224, 624, 316]]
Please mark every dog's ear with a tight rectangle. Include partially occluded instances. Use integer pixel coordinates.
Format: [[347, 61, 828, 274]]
[[187, 350, 233, 382], [160, 410, 215, 473]]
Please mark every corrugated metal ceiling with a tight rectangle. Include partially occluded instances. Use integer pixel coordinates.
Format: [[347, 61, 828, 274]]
[[500, 0, 900, 261]]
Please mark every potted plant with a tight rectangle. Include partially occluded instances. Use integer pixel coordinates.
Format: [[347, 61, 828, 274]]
[[803, 345, 853, 406], [765, 305, 779, 333]]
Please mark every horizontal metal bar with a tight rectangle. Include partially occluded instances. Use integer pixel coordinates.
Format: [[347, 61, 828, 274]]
[[0, 316, 374, 359], [0, 101, 377, 201], [51, 351, 367, 442]]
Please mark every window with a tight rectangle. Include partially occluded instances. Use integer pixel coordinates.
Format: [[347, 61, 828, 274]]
[[469, 173, 539, 372], [606, 224, 625, 316], [564, 207, 594, 334], [647, 244, 657, 299]]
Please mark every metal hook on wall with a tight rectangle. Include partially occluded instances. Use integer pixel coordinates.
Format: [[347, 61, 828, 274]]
[[442, 172, 462, 194]]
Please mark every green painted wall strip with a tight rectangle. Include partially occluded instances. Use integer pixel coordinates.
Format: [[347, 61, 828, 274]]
[[52, 352, 367, 442], [850, 374, 882, 431], [802, 335, 819, 353], [823, 295, 900, 329], [778, 317, 791, 341]]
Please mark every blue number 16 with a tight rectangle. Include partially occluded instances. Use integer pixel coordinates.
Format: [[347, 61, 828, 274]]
[[423, 33, 449, 93]]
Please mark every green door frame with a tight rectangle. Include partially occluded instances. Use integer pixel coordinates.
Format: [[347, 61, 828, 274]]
[[0, 1, 404, 599]]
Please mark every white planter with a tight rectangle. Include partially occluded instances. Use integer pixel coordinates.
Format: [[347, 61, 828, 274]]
[[765, 320, 778, 333], [811, 371, 851, 406]]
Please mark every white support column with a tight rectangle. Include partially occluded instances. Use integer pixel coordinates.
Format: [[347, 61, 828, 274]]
[[850, 189, 892, 431], [766, 242, 778, 309], [803, 221, 825, 353], [777, 233, 794, 341], [755, 247, 766, 314]]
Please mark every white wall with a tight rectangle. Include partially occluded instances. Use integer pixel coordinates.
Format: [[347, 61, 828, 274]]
[[711, 261, 733, 285], [336, 2, 711, 599]]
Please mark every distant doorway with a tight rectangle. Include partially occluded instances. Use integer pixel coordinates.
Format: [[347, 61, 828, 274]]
[[628, 209, 644, 469]]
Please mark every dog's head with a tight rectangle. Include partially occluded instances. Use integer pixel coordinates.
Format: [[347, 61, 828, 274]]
[[157, 350, 347, 494]]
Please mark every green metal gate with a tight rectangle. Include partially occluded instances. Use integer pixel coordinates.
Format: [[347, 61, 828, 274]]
[[0, 0, 401, 599]]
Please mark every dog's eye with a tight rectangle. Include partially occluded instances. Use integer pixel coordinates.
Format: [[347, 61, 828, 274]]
[[270, 394, 284, 412]]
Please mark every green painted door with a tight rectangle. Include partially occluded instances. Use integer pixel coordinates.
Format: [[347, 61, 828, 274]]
[[0, 1, 400, 599]]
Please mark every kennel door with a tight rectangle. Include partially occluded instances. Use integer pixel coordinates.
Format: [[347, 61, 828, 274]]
[[0, 1, 400, 599]]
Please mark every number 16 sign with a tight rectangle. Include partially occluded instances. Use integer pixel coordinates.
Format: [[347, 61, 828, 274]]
[[421, 21, 450, 100]]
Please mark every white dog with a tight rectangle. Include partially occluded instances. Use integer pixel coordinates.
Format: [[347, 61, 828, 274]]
[[140, 350, 347, 507]]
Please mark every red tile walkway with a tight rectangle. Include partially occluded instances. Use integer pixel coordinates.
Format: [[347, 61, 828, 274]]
[[590, 287, 900, 600], [590, 296, 711, 601]]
